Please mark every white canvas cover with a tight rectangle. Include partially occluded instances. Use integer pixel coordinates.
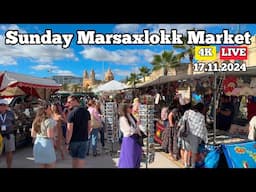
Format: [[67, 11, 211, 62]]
[[94, 80, 128, 92], [0, 71, 61, 99]]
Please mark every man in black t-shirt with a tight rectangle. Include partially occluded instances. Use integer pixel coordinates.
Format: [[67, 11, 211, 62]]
[[65, 95, 91, 168]]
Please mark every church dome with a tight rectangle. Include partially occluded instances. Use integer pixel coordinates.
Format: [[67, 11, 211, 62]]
[[105, 69, 114, 81]]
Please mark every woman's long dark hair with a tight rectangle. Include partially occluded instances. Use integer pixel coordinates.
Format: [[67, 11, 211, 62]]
[[32, 102, 50, 134], [51, 103, 61, 115], [119, 103, 137, 126], [192, 102, 205, 114]]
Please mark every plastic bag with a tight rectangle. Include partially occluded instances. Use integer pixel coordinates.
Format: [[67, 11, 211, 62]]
[[204, 146, 220, 168]]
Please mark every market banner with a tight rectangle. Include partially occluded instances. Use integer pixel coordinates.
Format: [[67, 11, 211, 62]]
[[222, 141, 256, 168]]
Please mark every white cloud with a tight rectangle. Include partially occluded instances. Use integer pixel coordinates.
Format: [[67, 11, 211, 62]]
[[31, 64, 58, 71], [80, 47, 159, 65], [113, 67, 140, 77], [31, 64, 74, 76], [0, 24, 26, 33], [147, 24, 212, 34], [147, 24, 240, 34], [136, 49, 159, 63], [0, 56, 17, 65], [80, 47, 139, 65], [53, 70, 75, 76], [112, 69, 131, 77], [114, 24, 140, 33], [0, 25, 78, 66]]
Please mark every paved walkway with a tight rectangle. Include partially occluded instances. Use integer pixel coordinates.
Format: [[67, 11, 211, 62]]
[[0, 143, 180, 168]]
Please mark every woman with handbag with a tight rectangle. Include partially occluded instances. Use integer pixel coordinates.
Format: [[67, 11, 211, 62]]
[[87, 99, 102, 157], [118, 103, 143, 168], [182, 103, 208, 168]]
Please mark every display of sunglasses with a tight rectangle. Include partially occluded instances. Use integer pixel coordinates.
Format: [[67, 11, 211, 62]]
[[147, 114, 154, 119], [105, 110, 114, 113], [148, 121, 154, 124], [148, 136, 154, 143], [105, 115, 115, 118], [106, 102, 114, 104], [139, 105, 148, 110], [139, 117, 147, 120], [105, 117, 114, 121], [139, 111, 147, 115], [147, 124, 154, 129]]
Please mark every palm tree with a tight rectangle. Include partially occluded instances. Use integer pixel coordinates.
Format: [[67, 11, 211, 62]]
[[173, 33, 195, 75], [127, 73, 141, 98], [151, 50, 179, 76], [127, 73, 141, 87], [121, 76, 129, 84], [139, 66, 151, 82]]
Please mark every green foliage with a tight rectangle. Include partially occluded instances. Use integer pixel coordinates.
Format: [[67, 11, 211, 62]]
[[151, 50, 179, 75]]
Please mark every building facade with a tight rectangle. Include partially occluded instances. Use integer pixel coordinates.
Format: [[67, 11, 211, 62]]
[[52, 75, 83, 85], [82, 69, 115, 89]]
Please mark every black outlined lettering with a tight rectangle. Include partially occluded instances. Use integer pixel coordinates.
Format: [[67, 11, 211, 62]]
[[5, 30, 19, 45], [4, 29, 73, 49], [76, 30, 96, 44], [5, 28, 252, 47], [187, 29, 251, 45]]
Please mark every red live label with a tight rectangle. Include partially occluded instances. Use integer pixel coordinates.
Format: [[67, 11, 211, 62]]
[[220, 46, 248, 60]]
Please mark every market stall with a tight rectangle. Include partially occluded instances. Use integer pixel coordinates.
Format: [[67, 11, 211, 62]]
[[0, 71, 61, 147], [222, 141, 256, 168], [0, 71, 61, 99]]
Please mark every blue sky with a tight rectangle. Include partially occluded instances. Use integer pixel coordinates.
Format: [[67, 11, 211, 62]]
[[0, 24, 256, 81]]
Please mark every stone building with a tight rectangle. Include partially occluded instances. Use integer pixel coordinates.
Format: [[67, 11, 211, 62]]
[[82, 69, 115, 89], [104, 69, 114, 81], [83, 70, 96, 89]]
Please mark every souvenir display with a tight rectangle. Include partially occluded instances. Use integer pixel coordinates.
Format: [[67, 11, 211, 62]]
[[12, 101, 37, 147], [139, 95, 155, 165], [104, 102, 119, 143]]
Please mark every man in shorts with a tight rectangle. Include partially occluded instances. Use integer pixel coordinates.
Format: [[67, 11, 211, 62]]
[[65, 95, 91, 168], [0, 99, 15, 168]]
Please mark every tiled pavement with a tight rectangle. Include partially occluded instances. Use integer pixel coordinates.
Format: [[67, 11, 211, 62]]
[[0, 142, 180, 168]]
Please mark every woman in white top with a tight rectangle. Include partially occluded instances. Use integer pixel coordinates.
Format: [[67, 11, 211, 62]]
[[31, 102, 56, 168], [248, 116, 256, 140], [118, 103, 142, 168]]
